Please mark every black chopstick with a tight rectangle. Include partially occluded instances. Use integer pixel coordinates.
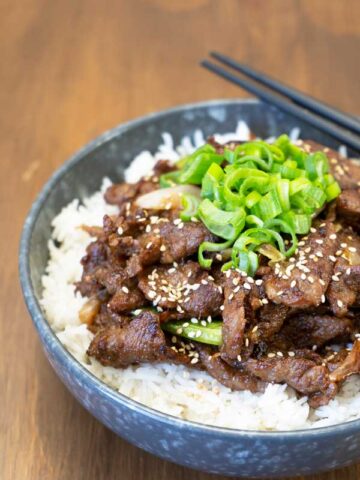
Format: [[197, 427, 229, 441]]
[[210, 51, 360, 137], [201, 59, 360, 153]]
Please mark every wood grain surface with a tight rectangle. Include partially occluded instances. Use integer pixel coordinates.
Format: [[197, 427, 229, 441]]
[[1, 1, 360, 479]]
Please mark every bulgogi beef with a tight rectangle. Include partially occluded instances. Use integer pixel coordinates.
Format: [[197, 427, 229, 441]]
[[78, 138, 360, 407]]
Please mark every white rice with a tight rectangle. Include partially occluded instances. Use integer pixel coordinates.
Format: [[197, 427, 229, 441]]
[[41, 123, 360, 431]]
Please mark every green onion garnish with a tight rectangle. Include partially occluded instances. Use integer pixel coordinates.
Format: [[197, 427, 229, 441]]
[[162, 320, 222, 345], [159, 135, 341, 275]]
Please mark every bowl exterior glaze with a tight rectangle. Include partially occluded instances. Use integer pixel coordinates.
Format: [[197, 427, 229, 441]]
[[19, 99, 360, 477]]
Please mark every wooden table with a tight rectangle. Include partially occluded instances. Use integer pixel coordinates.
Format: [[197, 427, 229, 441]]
[[2, 1, 360, 478]]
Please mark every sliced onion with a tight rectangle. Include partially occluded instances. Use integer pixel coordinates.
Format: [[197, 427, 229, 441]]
[[135, 185, 201, 210], [79, 297, 101, 325], [258, 243, 285, 263]]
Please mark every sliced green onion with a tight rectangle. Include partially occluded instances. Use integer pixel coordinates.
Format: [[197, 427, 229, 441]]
[[159, 171, 181, 188], [198, 199, 246, 240], [280, 211, 311, 235], [326, 182, 342, 202], [180, 194, 200, 221], [251, 189, 282, 221], [162, 320, 223, 345], [201, 162, 225, 201], [198, 239, 233, 269], [158, 136, 341, 276]]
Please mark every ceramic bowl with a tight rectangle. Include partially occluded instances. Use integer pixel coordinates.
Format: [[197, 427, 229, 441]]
[[19, 99, 360, 477]]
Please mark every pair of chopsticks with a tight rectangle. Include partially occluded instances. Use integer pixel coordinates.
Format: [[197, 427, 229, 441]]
[[201, 52, 360, 153]]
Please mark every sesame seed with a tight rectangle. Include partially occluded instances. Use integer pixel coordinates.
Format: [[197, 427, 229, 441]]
[[277, 352, 284, 357], [176, 328, 183, 334], [316, 251, 323, 258], [187, 331, 195, 338], [171, 336, 177, 343], [252, 325, 259, 333], [262, 298, 269, 305], [245, 338, 249, 347], [310, 227, 316, 233], [148, 290, 156, 299], [173, 218, 181, 225], [277, 290, 284, 296], [232, 278, 240, 286], [329, 234, 337, 240], [308, 276, 314, 284], [329, 256, 336, 262], [288, 352, 295, 357], [315, 239, 323, 245], [121, 286, 129, 293], [243, 282, 251, 290], [341, 243, 348, 249], [337, 299, 344, 308], [301, 273, 306, 280], [290, 280, 296, 288], [255, 279, 263, 286], [237, 355, 242, 362], [191, 318, 198, 324], [229, 293, 234, 301], [267, 353, 276, 358], [201, 320, 207, 327], [220, 305, 224, 311], [331, 275, 339, 282], [346, 268, 351, 275], [319, 279, 326, 286], [321, 294, 326, 303], [349, 247, 357, 253], [117, 226, 124, 235], [234, 286, 240, 293], [160, 245, 166, 252], [196, 330, 202, 338], [190, 358, 199, 364]]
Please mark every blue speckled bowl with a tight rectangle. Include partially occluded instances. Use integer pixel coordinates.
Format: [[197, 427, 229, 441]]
[[19, 99, 360, 477]]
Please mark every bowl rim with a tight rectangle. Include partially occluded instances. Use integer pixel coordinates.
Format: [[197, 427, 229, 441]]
[[19, 97, 360, 439]]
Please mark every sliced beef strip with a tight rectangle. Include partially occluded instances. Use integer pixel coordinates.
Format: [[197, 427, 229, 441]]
[[107, 284, 146, 313], [87, 311, 191, 368], [197, 346, 265, 393], [302, 140, 360, 190], [329, 340, 360, 382], [153, 159, 177, 176], [279, 314, 353, 349], [337, 189, 360, 229], [88, 305, 131, 334], [250, 303, 290, 344], [263, 222, 338, 309], [220, 271, 267, 361], [308, 382, 339, 408], [76, 240, 109, 296], [327, 231, 360, 316], [138, 261, 223, 318], [244, 355, 334, 397], [158, 220, 216, 264], [220, 271, 248, 361], [104, 183, 139, 207]]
